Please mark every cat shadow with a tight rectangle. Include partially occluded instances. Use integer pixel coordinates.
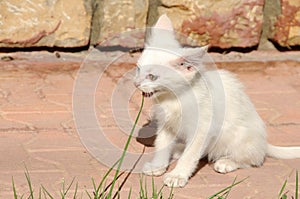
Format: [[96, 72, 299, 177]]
[[136, 120, 157, 147], [136, 120, 210, 176], [191, 158, 209, 178]]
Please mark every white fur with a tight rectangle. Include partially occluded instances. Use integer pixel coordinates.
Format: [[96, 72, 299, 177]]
[[134, 15, 300, 188]]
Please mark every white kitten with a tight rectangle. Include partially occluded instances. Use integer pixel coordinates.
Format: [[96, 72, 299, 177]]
[[134, 14, 300, 188]]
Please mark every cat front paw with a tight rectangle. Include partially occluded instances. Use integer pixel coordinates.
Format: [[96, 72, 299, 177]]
[[142, 162, 167, 176], [163, 172, 188, 187]]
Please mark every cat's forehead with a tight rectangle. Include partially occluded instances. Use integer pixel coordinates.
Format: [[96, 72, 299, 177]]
[[137, 48, 180, 67]]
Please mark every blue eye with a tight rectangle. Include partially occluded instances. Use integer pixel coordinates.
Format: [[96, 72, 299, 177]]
[[146, 74, 158, 81]]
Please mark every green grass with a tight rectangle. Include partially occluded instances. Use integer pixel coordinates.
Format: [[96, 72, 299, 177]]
[[208, 177, 248, 199], [12, 170, 299, 198], [278, 170, 299, 199], [138, 175, 173, 199], [11, 169, 173, 199]]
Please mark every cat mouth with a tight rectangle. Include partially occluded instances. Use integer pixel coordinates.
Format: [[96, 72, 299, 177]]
[[142, 91, 157, 98]]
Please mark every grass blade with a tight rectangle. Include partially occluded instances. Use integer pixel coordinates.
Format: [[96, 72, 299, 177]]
[[168, 185, 174, 199], [157, 180, 166, 198], [91, 178, 97, 192], [73, 182, 78, 199], [85, 190, 92, 199], [116, 183, 121, 199], [127, 187, 132, 199], [91, 177, 100, 198], [222, 176, 237, 199], [151, 175, 156, 198], [62, 177, 75, 198], [38, 187, 41, 199], [60, 179, 65, 198], [281, 194, 288, 199], [41, 185, 54, 199], [139, 175, 145, 198], [278, 178, 288, 199], [96, 158, 121, 195], [107, 96, 144, 198], [296, 170, 298, 199], [144, 175, 148, 198], [24, 170, 34, 199], [208, 177, 248, 199], [12, 177, 18, 199]]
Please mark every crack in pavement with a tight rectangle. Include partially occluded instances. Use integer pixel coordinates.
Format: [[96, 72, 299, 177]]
[[269, 122, 300, 127]]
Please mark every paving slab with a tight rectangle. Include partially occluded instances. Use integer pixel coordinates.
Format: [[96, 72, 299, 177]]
[[0, 51, 299, 198]]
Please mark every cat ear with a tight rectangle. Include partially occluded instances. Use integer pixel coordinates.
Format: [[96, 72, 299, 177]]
[[182, 46, 208, 60], [182, 46, 208, 68], [154, 14, 174, 31], [147, 14, 180, 48]]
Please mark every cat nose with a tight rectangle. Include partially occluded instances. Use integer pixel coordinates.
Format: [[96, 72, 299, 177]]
[[134, 81, 140, 88]]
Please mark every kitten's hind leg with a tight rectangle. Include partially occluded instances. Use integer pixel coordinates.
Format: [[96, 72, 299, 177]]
[[213, 158, 243, 174]]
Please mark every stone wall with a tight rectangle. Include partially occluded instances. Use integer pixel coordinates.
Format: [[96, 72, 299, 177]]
[[0, 0, 299, 50]]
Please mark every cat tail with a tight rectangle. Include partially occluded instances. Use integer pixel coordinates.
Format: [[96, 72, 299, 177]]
[[267, 144, 300, 159]]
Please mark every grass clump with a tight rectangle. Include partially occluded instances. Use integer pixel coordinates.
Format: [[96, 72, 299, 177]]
[[278, 170, 298, 199], [138, 175, 173, 199]]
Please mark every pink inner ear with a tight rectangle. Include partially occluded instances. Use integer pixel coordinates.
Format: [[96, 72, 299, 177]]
[[154, 14, 174, 31]]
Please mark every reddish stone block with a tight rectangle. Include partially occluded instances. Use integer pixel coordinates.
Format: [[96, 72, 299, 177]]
[[159, 0, 264, 48], [271, 0, 300, 46]]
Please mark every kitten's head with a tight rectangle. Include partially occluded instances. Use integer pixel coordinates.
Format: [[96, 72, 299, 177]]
[[134, 14, 208, 98]]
